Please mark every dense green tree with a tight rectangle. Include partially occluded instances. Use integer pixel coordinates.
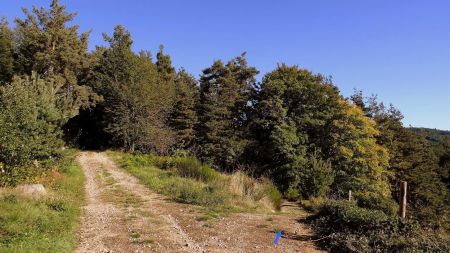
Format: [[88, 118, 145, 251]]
[[250, 65, 392, 206], [196, 53, 258, 170], [0, 73, 63, 168], [90, 25, 174, 153], [14, 0, 99, 123], [0, 18, 14, 84], [169, 69, 198, 149], [249, 65, 339, 184]]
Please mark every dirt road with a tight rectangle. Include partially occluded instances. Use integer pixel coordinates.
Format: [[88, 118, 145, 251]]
[[76, 152, 324, 253]]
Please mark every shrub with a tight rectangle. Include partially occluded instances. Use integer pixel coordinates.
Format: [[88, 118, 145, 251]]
[[312, 200, 450, 252], [0, 164, 42, 187], [274, 153, 334, 200], [297, 153, 334, 198], [0, 75, 64, 185], [285, 187, 300, 201], [172, 157, 219, 182], [301, 196, 326, 213], [355, 191, 398, 216], [148, 156, 219, 182]]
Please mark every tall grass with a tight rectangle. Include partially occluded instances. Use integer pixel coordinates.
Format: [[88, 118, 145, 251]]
[[0, 150, 85, 253], [227, 171, 282, 210], [108, 152, 282, 212]]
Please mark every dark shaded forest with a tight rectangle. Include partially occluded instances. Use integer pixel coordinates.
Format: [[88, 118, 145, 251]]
[[0, 1, 448, 251]]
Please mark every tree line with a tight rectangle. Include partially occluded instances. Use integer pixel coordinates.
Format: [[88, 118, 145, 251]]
[[0, 0, 448, 233]]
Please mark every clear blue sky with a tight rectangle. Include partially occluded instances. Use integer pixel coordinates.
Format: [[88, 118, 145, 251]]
[[2, 0, 450, 130]]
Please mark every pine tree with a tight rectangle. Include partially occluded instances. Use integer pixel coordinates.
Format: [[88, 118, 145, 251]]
[[169, 69, 198, 149], [0, 18, 14, 84], [196, 53, 258, 170], [14, 0, 100, 123], [156, 45, 176, 86]]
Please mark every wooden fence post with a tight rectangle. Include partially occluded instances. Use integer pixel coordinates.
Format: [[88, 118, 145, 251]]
[[400, 181, 407, 219], [348, 190, 352, 201]]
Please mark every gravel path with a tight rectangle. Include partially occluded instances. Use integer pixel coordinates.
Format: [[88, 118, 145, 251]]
[[76, 151, 325, 253], [76, 152, 202, 253]]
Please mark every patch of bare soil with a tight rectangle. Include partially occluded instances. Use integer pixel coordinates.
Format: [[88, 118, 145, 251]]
[[76, 152, 325, 253]]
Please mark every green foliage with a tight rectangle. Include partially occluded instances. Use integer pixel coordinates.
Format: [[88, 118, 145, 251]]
[[354, 191, 398, 216], [352, 92, 450, 229], [0, 74, 64, 184], [312, 201, 450, 252], [14, 0, 100, 123], [148, 155, 220, 182], [0, 150, 85, 252], [330, 100, 391, 198], [260, 181, 283, 210], [196, 53, 259, 170], [169, 69, 199, 149], [410, 127, 450, 143], [90, 26, 175, 153], [156, 45, 176, 86], [0, 19, 14, 84], [250, 65, 391, 207], [0, 1, 447, 247], [285, 187, 300, 201], [402, 135, 450, 228], [297, 153, 334, 198]]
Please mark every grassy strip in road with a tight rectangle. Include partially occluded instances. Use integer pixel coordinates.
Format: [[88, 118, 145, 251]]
[[0, 150, 85, 253], [107, 151, 282, 214]]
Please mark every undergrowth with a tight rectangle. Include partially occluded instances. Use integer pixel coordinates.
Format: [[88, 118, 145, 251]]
[[311, 200, 450, 252]]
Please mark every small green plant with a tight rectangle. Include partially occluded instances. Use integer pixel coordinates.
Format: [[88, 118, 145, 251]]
[[129, 231, 141, 239], [285, 187, 300, 201]]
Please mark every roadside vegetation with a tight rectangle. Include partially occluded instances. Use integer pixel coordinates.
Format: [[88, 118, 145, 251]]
[[309, 200, 449, 252], [0, 1, 448, 252], [0, 150, 84, 253], [108, 151, 282, 214]]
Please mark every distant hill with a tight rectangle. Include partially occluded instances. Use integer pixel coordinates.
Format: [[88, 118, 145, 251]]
[[409, 127, 450, 143]]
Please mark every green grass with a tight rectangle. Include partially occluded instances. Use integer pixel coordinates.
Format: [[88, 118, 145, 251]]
[[109, 152, 228, 207], [0, 150, 85, 253], [107, 151, 282, 214]]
